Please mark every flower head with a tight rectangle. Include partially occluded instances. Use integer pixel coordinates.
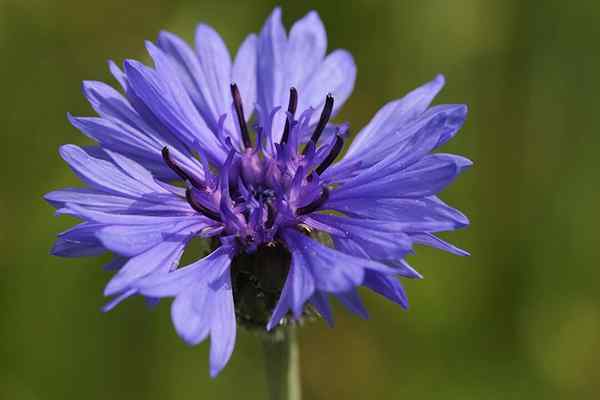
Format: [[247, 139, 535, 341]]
[[46, 8, 470, 377]]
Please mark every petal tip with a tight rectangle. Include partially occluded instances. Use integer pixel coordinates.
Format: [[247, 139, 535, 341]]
[[434, 73, 446, 86], [209, 364, 222, 379], [104, 277, 125, 297], [58, 144, 79, 160]]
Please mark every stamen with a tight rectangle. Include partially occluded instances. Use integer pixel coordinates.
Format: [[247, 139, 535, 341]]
[[281, 87, 298, 145], [185, 188, 222, 222], [230, 84, 252, 149], [297, 187, 330, 215], [315, 134, 344, 175], [307, 94, 334, 147], [162, 147, 204, 190]]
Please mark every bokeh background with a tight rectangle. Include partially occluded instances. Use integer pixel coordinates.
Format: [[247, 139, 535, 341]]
[[1, 0, 599, 399]]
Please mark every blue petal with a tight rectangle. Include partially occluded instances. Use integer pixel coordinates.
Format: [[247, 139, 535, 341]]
[[283, 229, 362, 292], [304, 216, 427, 281], [123, 59, 226, 165], [284, 11, 327, 107], [68, 114, 163, 166], [310, 214, 413, 261], [329, 105, 467, 186], [363, 271, 409, 309], [60, 203, 207, 225], [344, 74, 446, 162], [257, 9, 356, 146], [81, 78, 195, 169], [409, 232, 470, 256], [104, 236, 189, 296], [299, 49, 356, 120], [101, 288, 137, 312], [194, 24, 233, 119], [110, 59, 196, 156], [135, 246, 234, 297], [324, 196, 469, 232], [208, 280, 236, 378], [433, 153, 473, 173], [68, 95, 196, 181], [157, 30, 220, 133], [144, 297, 160, 309], [266, 240, 316, 330], [51, 237, 105, 258], [59, 145, 158, 197], [384, 259, 423, 280], [51, 222, 106, 257], [310, 291, 334, 327], [341, 104, 467, 172], [232, 34, 258, 119], [103, 257, 127, 271], [108, 60, 127, 88], [331, 153, 467, 201], [45, 188, 192, 215], [268, 228, 397, 330], [105, 149, 163, 188], [257, 7, 287, 118], [171, 284, 211, 345], [285, 228, 397, 289], [335, 289, 369, 319], [96, 220, 208, 257], [146, 39, 228, 143], [82, 81, 142, 126], [144, 246, 236, 377]]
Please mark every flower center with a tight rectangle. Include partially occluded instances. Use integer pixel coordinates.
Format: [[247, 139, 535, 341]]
[[161, 84, 345, 251]]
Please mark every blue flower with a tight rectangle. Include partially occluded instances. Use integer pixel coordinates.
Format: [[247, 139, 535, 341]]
[[46, 8, 470, 377]]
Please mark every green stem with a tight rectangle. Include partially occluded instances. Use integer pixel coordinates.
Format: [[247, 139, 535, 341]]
[[261, 326, 301, 400]]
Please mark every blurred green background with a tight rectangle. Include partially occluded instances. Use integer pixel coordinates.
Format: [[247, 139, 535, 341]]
[[1, 0, 599, 399]]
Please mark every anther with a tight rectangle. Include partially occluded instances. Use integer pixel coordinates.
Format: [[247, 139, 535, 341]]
[[162, 147, 205, 190], [230, 83, 252, 149], [297, 186, 330, 215], [315, 134, 344, 175], [185, 188, 222, 222], [308, 94, 334, 145], [281, 87, 298, 145]]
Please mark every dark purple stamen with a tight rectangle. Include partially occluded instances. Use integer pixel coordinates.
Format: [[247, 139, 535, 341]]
[[162, 147, 204, 190], [185, 188, 222, 222], [315, 134, 344, 175], [308, 94, 334, 144], [297, 187, 330, 215], [230, 83, 252, 149], [281, 87, 298, 145]]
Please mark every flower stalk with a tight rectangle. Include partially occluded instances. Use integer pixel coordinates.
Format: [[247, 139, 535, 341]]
[[261, 326, 301, 400]]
